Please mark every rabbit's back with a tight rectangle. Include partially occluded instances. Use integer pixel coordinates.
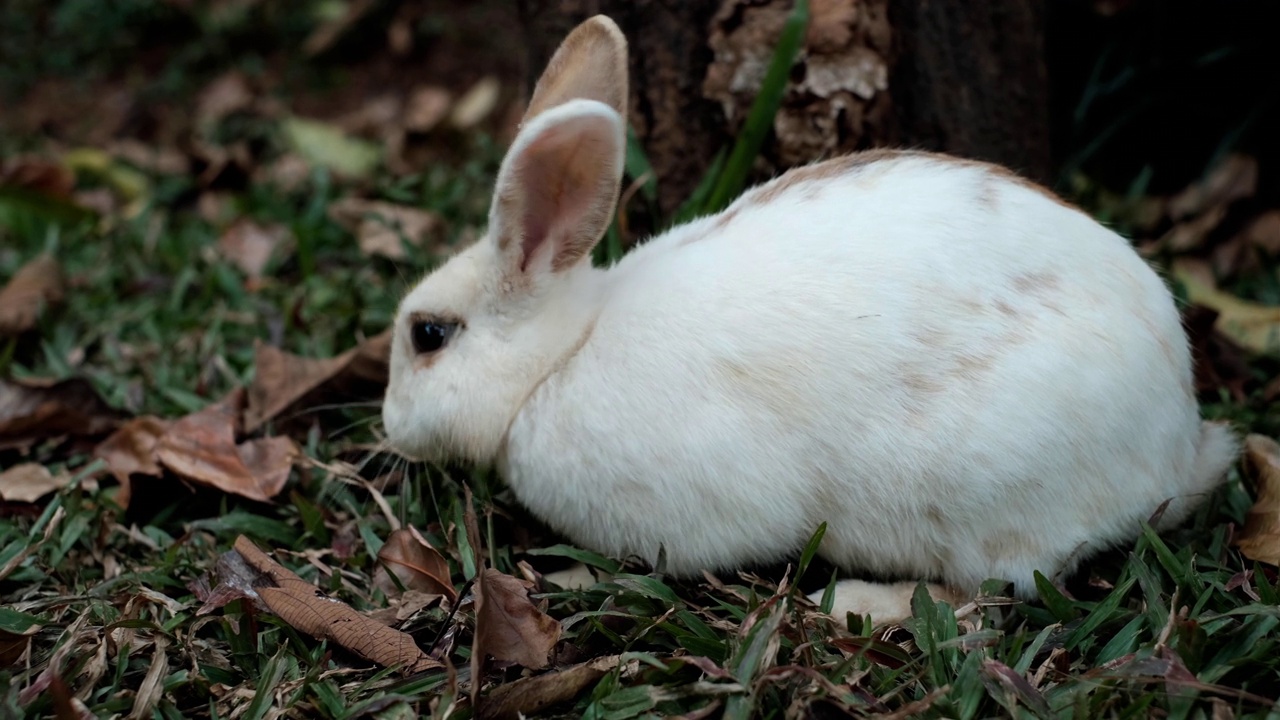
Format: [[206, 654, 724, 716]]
[[501, 151, 1223, 594]]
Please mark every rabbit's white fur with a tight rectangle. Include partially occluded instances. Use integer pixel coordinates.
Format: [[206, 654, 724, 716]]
[[383, 16, 1238, 622]]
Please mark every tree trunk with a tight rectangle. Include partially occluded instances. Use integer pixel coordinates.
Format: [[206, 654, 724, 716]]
[[516, 0, 1051, 216]]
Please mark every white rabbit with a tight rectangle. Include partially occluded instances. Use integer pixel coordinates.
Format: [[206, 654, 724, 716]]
[[381, 16, 1239, 623]]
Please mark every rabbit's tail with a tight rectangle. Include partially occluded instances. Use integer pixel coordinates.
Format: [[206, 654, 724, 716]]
[[1156, 420, 1240, 531]]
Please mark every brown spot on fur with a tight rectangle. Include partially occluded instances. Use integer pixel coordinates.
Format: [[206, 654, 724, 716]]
[[714, 357, 802, 420], [985, 164, 1081, 213], [710, 205, 742, 234], [994, 299, 1020, 317], [925, 503, 945, 528], [747, 149, 912, 205], [983, 532, 1038, 564], [950, 351, 996, 379], [902, 372, 945, 395], [1011, 271, 1062, 295], [740, 148, 1085, 216], [912, 327, 948, 348]]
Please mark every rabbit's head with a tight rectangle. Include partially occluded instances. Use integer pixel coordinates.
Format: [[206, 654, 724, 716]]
[[383, 16, 628, 464]]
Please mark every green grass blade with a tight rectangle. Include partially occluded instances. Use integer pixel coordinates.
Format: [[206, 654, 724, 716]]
[[702, 0, 810, 215]]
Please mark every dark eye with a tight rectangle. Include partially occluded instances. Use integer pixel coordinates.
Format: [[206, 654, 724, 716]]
[[410, 321, 457, 354]]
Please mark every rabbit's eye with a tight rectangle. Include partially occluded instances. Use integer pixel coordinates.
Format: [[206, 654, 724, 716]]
[[410, 321, 457, 354]]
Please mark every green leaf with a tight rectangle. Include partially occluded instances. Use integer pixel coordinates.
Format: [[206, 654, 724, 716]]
[[1034, 570, 1079, 622], [0, 607, 43, 634], [527, 544, 622, 574], [243, 649, 289, 720], [795, 521, 827, 583], [280, 117, 382, 178]]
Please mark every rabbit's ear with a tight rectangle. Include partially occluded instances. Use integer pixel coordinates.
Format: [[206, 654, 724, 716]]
[[523, 15, 627, 125], [490, 99, 625, 275]]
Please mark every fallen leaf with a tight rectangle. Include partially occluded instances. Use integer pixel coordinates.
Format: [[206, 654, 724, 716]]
[[328, 198, 442, 259], [367, 589, 445, 626], [196, 71, 255, 130], [1168, 155, 1258, 220], [280, 116, 382, 178], [1158, 204, 1228, 254], [0, 463, 69, 503], [94, 415, 169, 484], [155, 390, 298, 503], [1213, 210, 1280, 279], [479, 655, 621, 720], [303, 0, 377, 56], [0, 156, 75, 198], [217, 535, 441, 672], [404, 86, 452, 133], [128, 636, 169, 720], [244, 332, 391, 433], [450, 77, 502, 129], [0, 377, 127, 451], [1173, 259, 1280, 356], [0, 253, 65, 335], [375, 527, 458, 603], [0, 607, 43, 666], [217, 219, 291, 282], [1236, 434, 1280, 566], [473, 568, 562, 671], [1183, 306, 1251, 402], [106, 139, 190, 176]]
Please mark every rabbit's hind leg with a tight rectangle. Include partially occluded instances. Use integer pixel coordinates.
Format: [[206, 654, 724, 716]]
[[807, 579, 967, 626]]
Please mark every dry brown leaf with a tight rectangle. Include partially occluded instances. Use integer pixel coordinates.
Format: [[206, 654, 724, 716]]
[[328, 198, 443, 260], [0, 613, 41, 667], [217, 219, 291, 282], [94, 415, 169, 484], [224, 535, 441, 672], [478, 655, 621, 720], [128, 636, 169, 720], [0, 254, 65, 336], [474, 568, 562, 671], [92, 415, 169, 509], [450, 77, 502, 129], [0, 463, 68, 503], [1168, 154, 1258, 220], [244, 331, 391, 433], [1173, 259, 1280, 356], [1236, 434, 1280, 566], [1213, 210, 1280, 278], [0, 377, 126, 451], [367, 590, 445, 626], [0, 156, 75, 198], [196, 71, 254, 130], [405, 86, 453, 133], [155, 390, 298, 503], [375, 527, 458, 602]]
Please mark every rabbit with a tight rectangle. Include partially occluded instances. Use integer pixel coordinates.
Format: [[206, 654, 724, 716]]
[[381, 15, 1239, 624]]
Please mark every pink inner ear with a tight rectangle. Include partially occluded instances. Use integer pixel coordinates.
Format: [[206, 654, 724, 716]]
[[511, 124, 608, 273]]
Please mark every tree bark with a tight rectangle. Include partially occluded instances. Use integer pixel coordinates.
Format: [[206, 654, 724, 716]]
[[517, 0, 1051, 216]]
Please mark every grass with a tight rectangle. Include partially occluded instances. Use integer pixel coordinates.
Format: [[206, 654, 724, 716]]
[[4, 3, 1280, 719]]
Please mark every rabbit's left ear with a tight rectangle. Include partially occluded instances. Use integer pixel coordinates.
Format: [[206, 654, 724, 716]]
[[489, 99, 625, 276], [523, 15, 628, 124]]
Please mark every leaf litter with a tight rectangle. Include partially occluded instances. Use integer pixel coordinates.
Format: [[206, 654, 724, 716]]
[[0, 253, 65, 336], [198, 535, 441, 674]]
